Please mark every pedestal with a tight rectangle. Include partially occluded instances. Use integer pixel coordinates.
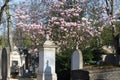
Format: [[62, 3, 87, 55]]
[[37, 39, 57, 80], [37, 73, 57, 80]]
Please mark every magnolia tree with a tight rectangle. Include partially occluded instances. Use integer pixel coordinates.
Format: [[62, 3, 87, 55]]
[[14, 0, 120, 51], [14, 0, 106, 51], [14, 2, 50, 47], [48, 0, 104, 50]]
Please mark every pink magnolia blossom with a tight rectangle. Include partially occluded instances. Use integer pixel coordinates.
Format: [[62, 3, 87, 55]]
[[58, 1, 64, 6], [13, 0, 105, 50], [73, 13, 79, 17]]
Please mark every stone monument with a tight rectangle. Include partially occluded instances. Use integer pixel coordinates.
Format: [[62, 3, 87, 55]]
[[1, 48, 8, 80], [71, 45, 83, 70], [37, 34, 57, 80], [10, 46, 22, 76]]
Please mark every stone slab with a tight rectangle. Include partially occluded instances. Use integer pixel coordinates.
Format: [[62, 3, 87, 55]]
[[71, 49, 83, 70]]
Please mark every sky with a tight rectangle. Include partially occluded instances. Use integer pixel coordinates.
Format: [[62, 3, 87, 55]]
[[0, 0, 27, 35], [0, 0, 120, 35], [0, 0, 26, 6]]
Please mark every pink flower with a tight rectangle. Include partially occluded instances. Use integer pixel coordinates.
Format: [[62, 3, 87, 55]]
[[52, 17, 58, 21], [16, 21, 24, 28], [71, 22, 77, 27], [80, 37, 83, 41], [73, 13, 79, 17], [64, 28, 67, 31], [62, 36, 66, 39], [77, 26, 81, 29], [88, 31, 94, 37], [60, 13, 65, 16], [58, 1, 64, 6], [19, 15, 27, 20], [72, 34, 75, 37], [54, 22, 60, 25], [60, 27, 64, 30], [82, 17, 88, 21]]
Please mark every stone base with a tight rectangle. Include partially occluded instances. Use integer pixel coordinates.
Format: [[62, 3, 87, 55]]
[[71, 70, 89, 80], [37, 72, 57, 80], [9, 78, 37, 80], [0, 75, 1, 80], [89, 68, 120, 80]]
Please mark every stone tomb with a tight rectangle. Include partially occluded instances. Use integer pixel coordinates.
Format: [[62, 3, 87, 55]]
[[10, 46, 22, 76]]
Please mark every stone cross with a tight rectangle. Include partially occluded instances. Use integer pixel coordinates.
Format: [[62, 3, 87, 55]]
[[71, 46, 83, 70]]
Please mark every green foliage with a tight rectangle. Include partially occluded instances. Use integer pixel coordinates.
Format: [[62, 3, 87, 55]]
[[82, 47, 94, 63], [101, 26, 113, 45], [56, 46, 102, 80], [82, 46, 102, 65], [0, 35, 6, 47], [56, 48, 74, 80], [114, 21, 120, 34], [23, 35, 32, 48], [100, 21, 120, 46]]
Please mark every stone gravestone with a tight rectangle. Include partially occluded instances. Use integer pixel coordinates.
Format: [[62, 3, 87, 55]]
[[71, 46, 83, 70], [71, 46, 89, 80], [37, 35, 57, 80], [6, 47, 11, 79], [0, 47, 10, 79], [10, 46, 22, 77], [1, 48, 8, 80]]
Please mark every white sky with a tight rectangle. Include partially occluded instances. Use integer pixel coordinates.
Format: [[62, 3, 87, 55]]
[[0, 0, 26, 6], [0, 0, 28, 35], [0, 0, 120, 35]]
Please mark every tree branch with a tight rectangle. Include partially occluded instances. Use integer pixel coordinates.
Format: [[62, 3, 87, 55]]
[[0, 0, 9, 23], [105, 0, 110, 16]]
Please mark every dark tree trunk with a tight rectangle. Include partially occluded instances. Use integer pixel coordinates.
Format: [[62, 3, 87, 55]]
[[1, 48, 8, 80], [0, 0, 13, 51]]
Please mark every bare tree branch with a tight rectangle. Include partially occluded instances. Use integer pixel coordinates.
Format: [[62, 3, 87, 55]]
[[0, 0, 9, 23]]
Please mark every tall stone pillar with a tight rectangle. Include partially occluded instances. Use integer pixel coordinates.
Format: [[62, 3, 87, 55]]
[[37, 36, 57, 80], [6, 47, 11, 79], [0, 46, 2, 79]]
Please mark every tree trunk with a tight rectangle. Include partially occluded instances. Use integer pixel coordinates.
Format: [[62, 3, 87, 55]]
[[0, 0, 9, 23], [6, 4, 13, 52], [0, 0, 13, 51]]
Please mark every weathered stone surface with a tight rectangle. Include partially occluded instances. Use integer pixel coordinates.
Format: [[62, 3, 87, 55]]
[[10, 46, 22, 68], [71, 68, 120, 80], [10, 46, 23, 77], [88, 68, 120, 80], [71, 70, 89, 80], [71, 49, 83, 70], [37, 39, 57, 80]]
